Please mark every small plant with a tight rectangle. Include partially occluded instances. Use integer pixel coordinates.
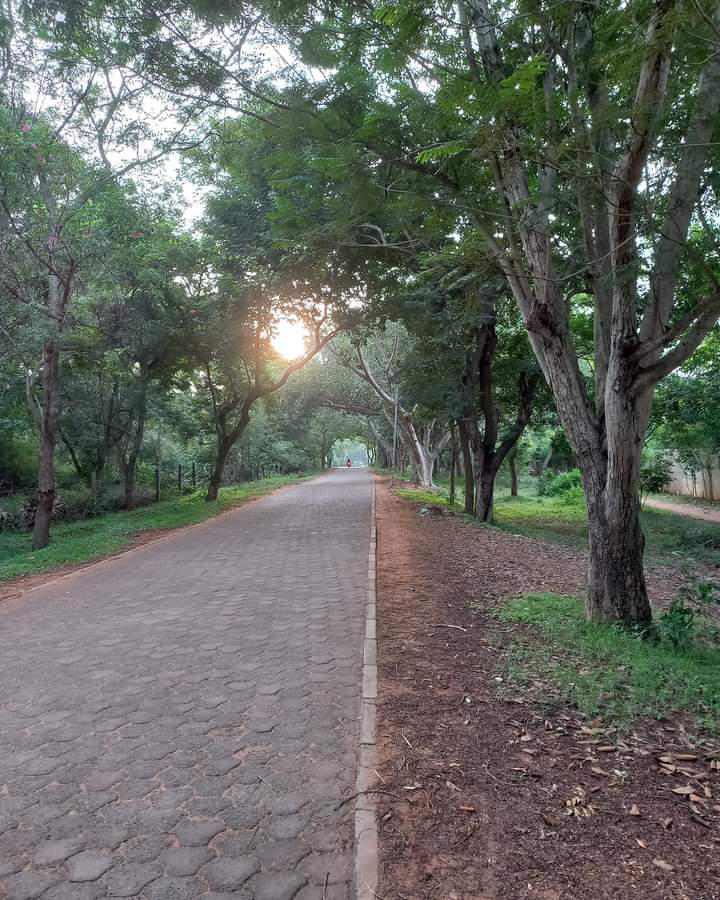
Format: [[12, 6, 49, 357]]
[[657, 598, 696, 649], [639, 453, 672, 505], [657, 576, 720, 650], [559, 483, 585, 505]]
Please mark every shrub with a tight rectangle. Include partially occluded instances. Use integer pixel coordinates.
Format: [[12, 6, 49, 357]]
[[540, 468, 584, 499], [657, 577, 720, 650], [640, 453, 672, 502]]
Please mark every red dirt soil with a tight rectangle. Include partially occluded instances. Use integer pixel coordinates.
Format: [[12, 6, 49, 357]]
[[374, 478, 719, 900]]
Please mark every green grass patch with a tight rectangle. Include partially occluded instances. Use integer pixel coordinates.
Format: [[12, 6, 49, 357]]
[[494, 495, 720, 569], [497, 593, 720, 733], [393, 481, 720, 570], [395, 487, 448, 507], [0, 475, 307, 582]]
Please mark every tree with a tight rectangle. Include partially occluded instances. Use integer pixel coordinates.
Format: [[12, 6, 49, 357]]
[[213, 0, 720, 624], [194, 298, 339, 501]]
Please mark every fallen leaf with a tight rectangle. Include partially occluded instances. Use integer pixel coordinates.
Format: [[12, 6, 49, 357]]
[[653, 858, 674, 873], [629, 804, 641, 816], [636, 839, 647, 849], [597, 745, 617, 752], [459, 805, 476, 812], [671, 785, 695, 795], [446, 780, 460, 792], [591, 767, 610, 777], [661, 817, 673, 830]]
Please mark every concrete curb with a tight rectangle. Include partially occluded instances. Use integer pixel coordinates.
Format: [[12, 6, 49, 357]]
[[354, 478, 379, 900]]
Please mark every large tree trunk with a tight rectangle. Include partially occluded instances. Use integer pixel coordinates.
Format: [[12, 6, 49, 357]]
[[475, 460, 499, 522], [206, 438, 234, 501], [32, 336, 62, 550], [205, 444, 230, 503], [580, 377, 652, 625]]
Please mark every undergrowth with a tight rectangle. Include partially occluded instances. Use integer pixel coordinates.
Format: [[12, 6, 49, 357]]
[[497, 593, 720, 734]]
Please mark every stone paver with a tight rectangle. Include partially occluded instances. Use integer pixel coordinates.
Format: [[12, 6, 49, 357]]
[[0, 470, 372, 898]]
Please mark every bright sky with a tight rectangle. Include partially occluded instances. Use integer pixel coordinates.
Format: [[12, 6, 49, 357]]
[[272, 318, 308, 359]]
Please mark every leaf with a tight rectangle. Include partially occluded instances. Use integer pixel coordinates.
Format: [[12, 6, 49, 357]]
[[597, 745, 617, 752], [653, 858, 674, 872], [446, 780, 460, 792], [591, 766, 610, 777], [671, 785, 695, 795], [459, 805, 476, 812], [629, 804, 641, 816], [636, 839, 648, 849], [415, 142, 470, 165]]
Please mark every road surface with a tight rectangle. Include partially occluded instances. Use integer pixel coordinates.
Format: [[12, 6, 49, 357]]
[[0, 469, 372, 900]]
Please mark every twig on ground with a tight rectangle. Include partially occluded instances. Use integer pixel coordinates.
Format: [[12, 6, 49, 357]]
[[336, 788, 402, 810], [431, 623, 468, 632]]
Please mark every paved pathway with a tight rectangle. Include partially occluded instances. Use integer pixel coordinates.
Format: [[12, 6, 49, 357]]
[[0, 470, 372, 900]]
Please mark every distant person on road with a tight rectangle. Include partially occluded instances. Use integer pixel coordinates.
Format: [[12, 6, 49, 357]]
[[346, 458, 352, 468]]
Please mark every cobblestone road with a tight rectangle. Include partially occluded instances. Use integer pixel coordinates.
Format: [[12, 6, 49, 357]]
[[0, 470, 372, 900]]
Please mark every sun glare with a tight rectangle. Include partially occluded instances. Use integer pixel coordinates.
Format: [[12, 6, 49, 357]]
[[272, 319, 308, 360]]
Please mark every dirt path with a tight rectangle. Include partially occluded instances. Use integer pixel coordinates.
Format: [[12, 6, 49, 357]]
[[645, 496, 720, 523], [0, 469, 372, 899], [373, 479, 719, 900]]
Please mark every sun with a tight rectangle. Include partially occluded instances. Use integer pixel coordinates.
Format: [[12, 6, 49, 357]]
[[272, 318, 308, 360]]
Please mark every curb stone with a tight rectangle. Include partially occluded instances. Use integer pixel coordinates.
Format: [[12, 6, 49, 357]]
[[354, 478, 379, 900]]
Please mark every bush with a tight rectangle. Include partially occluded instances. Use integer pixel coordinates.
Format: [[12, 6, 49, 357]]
[[657, 577, 720, 650], [536, 470, 555, 496], [640, 452, 672, 500], [538, 468, 584, 499]]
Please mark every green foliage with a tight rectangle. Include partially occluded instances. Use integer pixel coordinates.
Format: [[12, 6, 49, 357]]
[[497, 593, 720, 733], [396, 478, 720, 570], [640, 452, 673, 500], [657, 577, 720, 650], [537, 468, 583, 499], [0, 475, 307, 582], [656, 599, 696, 650], [395, 487, 447, 506]]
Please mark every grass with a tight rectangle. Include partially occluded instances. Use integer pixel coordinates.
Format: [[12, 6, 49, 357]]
[[497, 592, 720, 734], [0, 475, 307, 583], [394, 481, 720, 570]]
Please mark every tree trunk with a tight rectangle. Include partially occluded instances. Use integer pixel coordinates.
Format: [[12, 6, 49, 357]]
[[449, 420, 457, 508], [585, 479, 649, 625], [457, 420, 474, 514], [581, 378, 652, 625], [475, 461, 498, 522], [32, 337, 62, 550], [206, 440, 233, 501], [509, 448, 519, 496], [538, 446, 553, 474], [125, 466, 137, 512], [124, 376, 149, 511]]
